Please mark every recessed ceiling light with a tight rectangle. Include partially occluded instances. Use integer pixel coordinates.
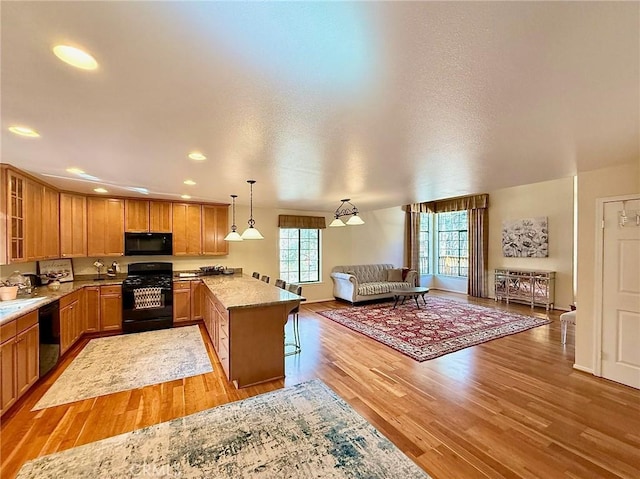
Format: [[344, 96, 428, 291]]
[[181, 194, 191, 200], [188, 152, 207, 161], [66, 167, 85, 175], [53, 45, 98, 70], [8, 126, 40, 138], [93, 188, 108, 194], [183, 180, 196, 186]]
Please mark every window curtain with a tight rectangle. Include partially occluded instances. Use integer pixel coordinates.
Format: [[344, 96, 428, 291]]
[[278, 215, 326, 229], [404, 194, 489, 297]]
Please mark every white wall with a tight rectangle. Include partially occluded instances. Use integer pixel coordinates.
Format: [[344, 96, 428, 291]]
[[488, 177, 575, 310], [346, 206, 406, 267], [575, 162, 640, 372]]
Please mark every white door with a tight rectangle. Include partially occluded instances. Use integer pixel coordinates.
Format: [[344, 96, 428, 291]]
[[601, 198, 640, 389]]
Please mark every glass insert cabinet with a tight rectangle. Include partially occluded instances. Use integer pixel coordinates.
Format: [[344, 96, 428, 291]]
[[494, 268, 555, 310]]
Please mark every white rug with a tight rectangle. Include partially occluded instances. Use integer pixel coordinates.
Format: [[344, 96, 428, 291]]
[[19, 379, 430, 478], [33, 326, 213, 410]]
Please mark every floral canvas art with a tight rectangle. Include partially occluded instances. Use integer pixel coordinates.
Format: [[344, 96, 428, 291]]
[[502, 217, 548, 257]]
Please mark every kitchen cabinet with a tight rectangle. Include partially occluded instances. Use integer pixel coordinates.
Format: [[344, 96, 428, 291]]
[[190, 280, 205, 321], [126, 200, 173, 233], [42, 185, 60, 259], [87, 197, 125, 256], [60, 193, 87, 258], [0, 311, 39, 416], [100, 285, 122, 331], [25, 179, 43, 261], [84, 286, 101, 332], [60, 290, 83, 355], [6, 169, 26, 263], [150, 202, 172, 232], [173, 281, 191, 323], [172, 203, 202, 255], [202, 205, 229, 256]]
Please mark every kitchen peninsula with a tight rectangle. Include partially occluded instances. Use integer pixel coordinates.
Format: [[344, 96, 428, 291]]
[[200, 274, 302, 388]]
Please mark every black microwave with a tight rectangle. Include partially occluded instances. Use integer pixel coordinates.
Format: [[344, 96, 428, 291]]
[[124, 233, 173, 256]]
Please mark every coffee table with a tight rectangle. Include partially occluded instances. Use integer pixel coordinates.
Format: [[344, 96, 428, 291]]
[[391, 287, 429, 309]]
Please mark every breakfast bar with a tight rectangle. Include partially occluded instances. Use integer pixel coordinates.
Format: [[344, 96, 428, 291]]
[[201, 274, 302, 388]]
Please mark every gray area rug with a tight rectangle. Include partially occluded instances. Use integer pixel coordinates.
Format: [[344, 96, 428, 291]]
[[33, 325, 213, 410], [19, 379, 430, 478]]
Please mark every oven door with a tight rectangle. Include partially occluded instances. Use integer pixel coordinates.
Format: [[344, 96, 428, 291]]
[[122, 281, 173, 333]]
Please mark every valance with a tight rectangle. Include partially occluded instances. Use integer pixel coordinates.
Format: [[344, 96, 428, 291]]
[[404, 193, 488, 213], [278, 215, 327, 229]]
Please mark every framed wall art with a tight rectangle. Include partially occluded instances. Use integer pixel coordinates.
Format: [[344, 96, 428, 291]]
[[37, 258, 75, 283], [502, 217, 548, 257]]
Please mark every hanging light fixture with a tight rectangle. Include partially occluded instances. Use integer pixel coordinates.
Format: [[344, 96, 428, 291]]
[[241, 180, 264, 240], [224, 194, 243, 242], [329, 198, 365, 227]]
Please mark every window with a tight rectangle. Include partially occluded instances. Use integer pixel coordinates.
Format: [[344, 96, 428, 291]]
[[418, 213, 430, 275], [437, 211, 468, 277], [418, 210, 468, 278], [279, 228, 320, 283]]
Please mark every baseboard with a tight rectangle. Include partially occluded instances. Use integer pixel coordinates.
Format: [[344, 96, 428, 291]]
[[572, 364, 594, 375], [304, 298, 335, 304]]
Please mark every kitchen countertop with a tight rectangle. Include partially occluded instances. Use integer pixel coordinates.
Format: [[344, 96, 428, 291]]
[[202, 274, 302, 310], [0, 272, 299, 325]]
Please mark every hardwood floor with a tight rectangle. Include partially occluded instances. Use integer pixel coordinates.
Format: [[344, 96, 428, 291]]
[[1, 291, 639, 478]]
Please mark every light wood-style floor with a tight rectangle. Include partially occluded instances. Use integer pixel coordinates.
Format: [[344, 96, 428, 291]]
[[1, 291, 639, 478]]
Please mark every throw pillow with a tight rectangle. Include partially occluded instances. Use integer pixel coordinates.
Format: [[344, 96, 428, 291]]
[[401, 267, 410, 281], [387, 268, 403, 282]]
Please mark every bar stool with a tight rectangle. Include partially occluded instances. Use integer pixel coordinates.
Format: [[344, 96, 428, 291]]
[[275, 279, 286, 289], [285, 284, 302, 356], [260, 275, 270, 284], [560, 310, 576, 344], [252, 272, 260, 279]]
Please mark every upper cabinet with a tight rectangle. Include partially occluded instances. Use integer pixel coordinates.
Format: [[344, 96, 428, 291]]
[[125, 200, 172, 233], [6, 170, 26, 263], [3, 169, 59, 263], [60, 193, 87, 258], [87, 197, 124, 256], [172, 203, 202, 255], [202, 205, 229, 256]]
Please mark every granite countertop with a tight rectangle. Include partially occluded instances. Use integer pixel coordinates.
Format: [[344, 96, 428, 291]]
[[202, 274, 302, 310], [0, 272, 294, 325]]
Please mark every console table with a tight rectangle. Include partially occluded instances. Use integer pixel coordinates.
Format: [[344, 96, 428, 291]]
[[494, 268, 555, 311]]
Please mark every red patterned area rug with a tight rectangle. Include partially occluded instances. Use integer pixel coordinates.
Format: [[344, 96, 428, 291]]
[[317, 297, 551, 361]]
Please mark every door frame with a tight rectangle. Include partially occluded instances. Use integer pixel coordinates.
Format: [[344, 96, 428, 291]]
[[593, 193, 640, 377]]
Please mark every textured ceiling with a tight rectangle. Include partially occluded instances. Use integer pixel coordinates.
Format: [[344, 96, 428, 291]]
[[1, 2, 638, 212]]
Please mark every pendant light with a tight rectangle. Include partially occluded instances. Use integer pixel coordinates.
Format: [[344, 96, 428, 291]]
[[241, 180, 264, 240], [328, 199, 365, 227], [224, 194, 243, 242]]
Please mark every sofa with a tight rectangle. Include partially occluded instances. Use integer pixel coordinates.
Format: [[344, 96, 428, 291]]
[[330, 264, 418, 304]]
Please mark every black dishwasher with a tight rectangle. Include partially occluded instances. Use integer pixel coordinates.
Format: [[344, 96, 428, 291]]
[[39, 300, 60, 377]]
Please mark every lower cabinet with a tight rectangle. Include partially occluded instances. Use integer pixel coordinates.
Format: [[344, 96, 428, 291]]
[[60, 290, 83, 355], [100, 285, 122, 331], [0, 311, 39, 415], [173, 281, 191, 323], [190, 280, 204, 321], [84, 286, 101, 332]]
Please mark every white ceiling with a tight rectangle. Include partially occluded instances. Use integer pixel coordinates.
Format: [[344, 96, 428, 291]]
[[2, 2, 638, 212]]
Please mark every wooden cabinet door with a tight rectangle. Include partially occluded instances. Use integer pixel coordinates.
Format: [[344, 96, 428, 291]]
[[202, 205, 229, 255], [42, 186, 60, 259], [7, 171, 26, 263], [60, 193, 87, 258], [173, 282, 191, 323], [59, 303, 73, 355], [87, 197, 124, 256], [25, 179, 43, 261], [15, 324, 39, 397], [190, 280, 204, 321], [84, 286, 101, 332], [149, 201, 172, 232], [125, 199, 150, 232], [0, 339, 17, 414], [172, 203, 202, 255], [100, 286, 122, 331]]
